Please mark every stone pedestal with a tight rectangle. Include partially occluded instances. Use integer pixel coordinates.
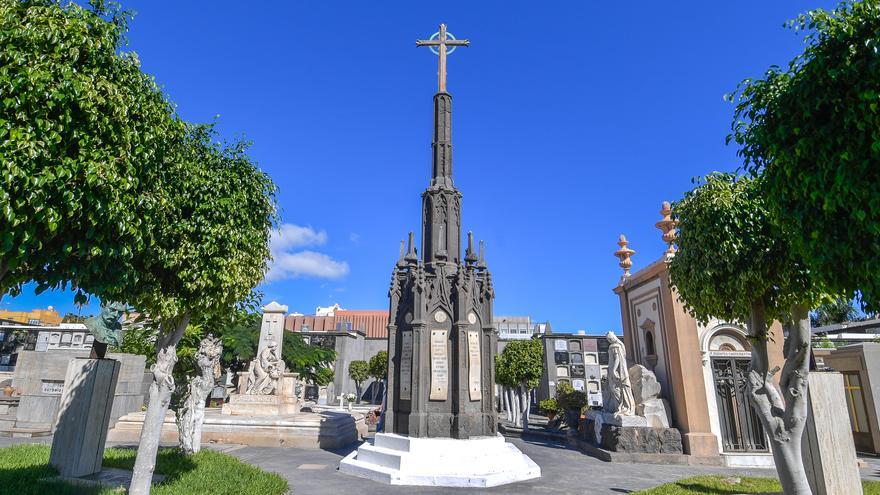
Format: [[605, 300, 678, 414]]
[[49, 358, 121, 478], [584, 410, 682, 454], [803, 372, 863, 495], [222, 372, 299, 416], [340, 433, 540, 487]]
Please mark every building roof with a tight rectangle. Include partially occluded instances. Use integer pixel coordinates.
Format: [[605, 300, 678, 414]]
[[812, 318, 880, 336], [285, 310, 389, 339]]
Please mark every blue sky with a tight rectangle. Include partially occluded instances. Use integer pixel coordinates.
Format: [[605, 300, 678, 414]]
[[6, 1, 837, 331]]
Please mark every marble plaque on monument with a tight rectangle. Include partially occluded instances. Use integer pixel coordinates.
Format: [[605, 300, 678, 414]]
[[467, 330, 481, 401], [400, 331, 413, 400], [430, 330, 448, 401], [585, 364, 602, 380], [553, 339, 567, 351], [570, 364, 585, 378]]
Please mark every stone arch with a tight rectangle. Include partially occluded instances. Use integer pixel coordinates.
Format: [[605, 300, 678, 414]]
[[700, 324, 750, 354]]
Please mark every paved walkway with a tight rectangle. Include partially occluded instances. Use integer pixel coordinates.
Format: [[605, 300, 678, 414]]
[[3, 434, 878, 494]]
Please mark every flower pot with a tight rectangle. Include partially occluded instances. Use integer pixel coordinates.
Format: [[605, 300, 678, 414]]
[[564, 410, 580, 429]]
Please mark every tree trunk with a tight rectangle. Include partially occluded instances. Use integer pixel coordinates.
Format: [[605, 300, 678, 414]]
[[746, 300, 811, 495], [502, 386, 511, 422], [355, 383, 361, 404], [510, 387, 521, 426], [519, 385, 531, 430], [129, 314, 190, 495], [176, 335, 222, 455]]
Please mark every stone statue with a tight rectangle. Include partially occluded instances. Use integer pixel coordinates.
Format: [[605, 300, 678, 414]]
[[246, 341, 284, 395], [83, 301, 127, 357], [603, 331, 635, 417], [177, 334, 223, 454]]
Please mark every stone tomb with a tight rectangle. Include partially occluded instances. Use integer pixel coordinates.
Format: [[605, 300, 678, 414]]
[[111, 301, 364, 449], [50, 358, 120, 478]]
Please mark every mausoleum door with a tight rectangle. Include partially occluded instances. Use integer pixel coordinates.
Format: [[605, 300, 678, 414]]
[[711, 356, 768, 453]]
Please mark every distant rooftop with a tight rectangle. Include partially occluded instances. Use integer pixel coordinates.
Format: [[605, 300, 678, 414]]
[[286, 310, 389, 339]]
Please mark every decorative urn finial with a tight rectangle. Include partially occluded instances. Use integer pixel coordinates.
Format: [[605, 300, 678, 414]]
[[614, 234, 636, 285], [655, 201, 677, 260]]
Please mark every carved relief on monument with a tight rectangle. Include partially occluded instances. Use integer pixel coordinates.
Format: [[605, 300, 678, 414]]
[[629, 287, 670, 397]]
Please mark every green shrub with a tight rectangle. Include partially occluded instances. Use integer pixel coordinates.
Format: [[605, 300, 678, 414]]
[[538, 398, 561, 414]]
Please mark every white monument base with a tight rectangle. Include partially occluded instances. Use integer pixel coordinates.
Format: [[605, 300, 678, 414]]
[[339, 433, 541, 487]]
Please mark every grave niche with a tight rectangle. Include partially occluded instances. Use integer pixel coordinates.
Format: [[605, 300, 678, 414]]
[[554, 352, 570, 365]]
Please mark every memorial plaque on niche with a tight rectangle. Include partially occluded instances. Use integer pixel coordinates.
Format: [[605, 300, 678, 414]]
[[429, 330, 448, 401], [554, 339, 567, 351], [585, 364, 602, 380], [467, 330, 481, 401], [41, 380, 64, 395], [400, 331, 413, 400], [572, 379, 586, 392], [570, 364, 585, 378], [554, 351, 569, 365]]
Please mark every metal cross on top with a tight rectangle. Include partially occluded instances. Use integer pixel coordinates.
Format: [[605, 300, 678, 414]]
[[416, 24, 469, 93]]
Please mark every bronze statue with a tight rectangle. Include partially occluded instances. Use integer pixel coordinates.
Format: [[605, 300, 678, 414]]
[[84, 301, 127, 358]]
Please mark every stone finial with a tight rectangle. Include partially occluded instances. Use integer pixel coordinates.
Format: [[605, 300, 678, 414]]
[[614, 234, 635, 285], [655, 201, 677, 260], [404, 231, 418, 264], [465, 231, 478, 264]]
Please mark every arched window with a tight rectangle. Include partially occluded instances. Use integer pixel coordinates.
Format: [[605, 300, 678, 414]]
[[645, 331, 656, 356]]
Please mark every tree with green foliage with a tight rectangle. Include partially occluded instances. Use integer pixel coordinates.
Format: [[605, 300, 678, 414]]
[[811, 297, 860, 328], [348, 361, 369, 404], [494, 339, 544, 430], [368, 350, 387, 404], [313, 367, 334, 388], [668, 173, 824, 495], [281, 332, 336, 385], [127, 123, 277, 495], [730, 0, 880, 315], [0, 0, 182, 304]]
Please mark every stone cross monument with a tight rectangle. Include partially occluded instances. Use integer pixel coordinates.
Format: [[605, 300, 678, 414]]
[[383, 25, 497, 439], [340, 25, 539, 486]]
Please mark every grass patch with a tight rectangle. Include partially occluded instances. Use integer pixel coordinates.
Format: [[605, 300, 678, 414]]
[[632, 475, 880, 495], [0, 443, 288, 495]]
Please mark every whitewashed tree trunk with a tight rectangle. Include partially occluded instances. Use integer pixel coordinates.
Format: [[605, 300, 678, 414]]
[[510, 387, 521, 426], [519, 385, 531, 430], [176, 334, 222, 455], [747, 300, 811, 495], [129, 314, 190, 495], [502, 386, 512, 422]]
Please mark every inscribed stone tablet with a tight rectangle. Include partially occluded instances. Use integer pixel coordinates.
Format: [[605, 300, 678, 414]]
[[400, 331, 413, 400], [570, 364, 585, 378], [572, 379, 585, 391], [554, 339, 567, 351], [467, 330, 481, 401], [429, 330, 448, 401]]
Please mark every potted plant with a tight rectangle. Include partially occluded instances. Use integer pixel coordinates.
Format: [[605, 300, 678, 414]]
[[556, 382, 588, 429], [538, 398, 560, 421]]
